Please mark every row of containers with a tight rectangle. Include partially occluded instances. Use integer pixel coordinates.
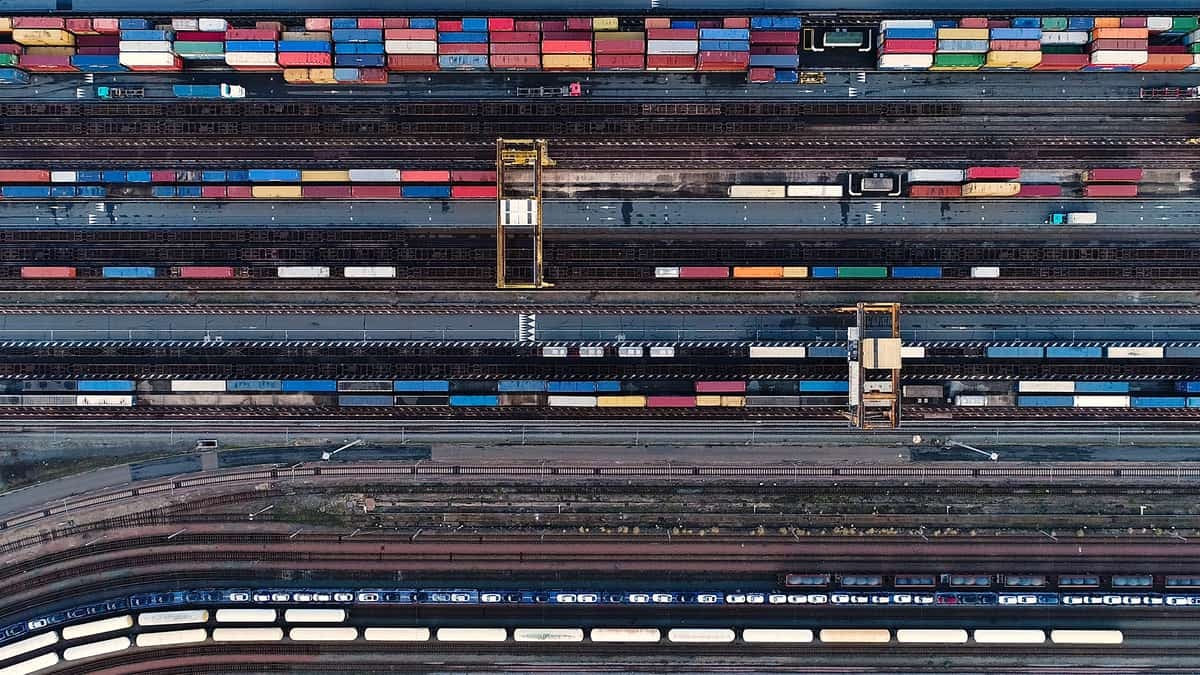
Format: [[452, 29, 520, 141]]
[[878, 16, 1200, 71], [953, 379, 1200, 409], [0, 168, 497, 200], [730, 166, 1146, 200], [1, 14, 1200, 84]]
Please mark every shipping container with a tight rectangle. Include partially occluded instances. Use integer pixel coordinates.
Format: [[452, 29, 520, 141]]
[[1016, 184, 1062, 197], [909, 184, 962, 198], [177, 266, 234, 279], [21, 266, 76, 279], [966, 166, 1021, 180], [102, 266, 155, 278], [729, 185, 786, 198], [987, 345, 1045, 358], [1084, 184, 1138, 198], [343, 266, 396, 278], [1082, 168, 1143, 182], [1107, 346, 1163, 358], [878, 53, 933, 69], [678, 266, 729, 279]]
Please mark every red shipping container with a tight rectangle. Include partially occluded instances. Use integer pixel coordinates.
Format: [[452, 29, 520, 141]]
[[488, 18, 515, 31], [0, 45, 21, 55], [490, 53, 541, 68], [959, 17, 988, 28], [1084, 168, 1143, 182], [66, 18, 96, 34], [360, 68, 387, 83], [1137, 53, 1194, 70], [647, 28, 698, 39], [990, 39, 1041, 51], [1121, 16, 1148, 27], [678, 266, 729, 279], [751, 45, 799, 55], [1085, 184, 1138, 198], [351, 185, 402, 198], [387, 55, 439, 70], [173, 31, 225, 41], [566, 17, 592, 30], [1089, 38, 1149, 51], [909, 184, 962, 198], [987, 19, 1011, 28], [699, 51, 750, 70], [76, 35, 120, 47], [385, 28, 437, 40], [306, 18, 332, 31], [698, 20, 723, 28], [1016, 184, 1063, 198], [93, 18, 120, 34], [1149, 45, 1188, 53], [490, 43, 541, 55], [279, 52, 332, 67], [749, 66, 775, 82], [76, 47, 120, 55], [451, 185, 498, 199], [542, 30, 593, 40], [150, 170, 176, 183], [178, 266, 234, 279], [596, 53, 644, 69], [451, 171, 496, 182], [256, 21, 284, 32], [514, 20, 541, 32], [490, 31, 541, 42], [437, 20, 462, 32], [881, 39, 937, 54], [647, 396, 697, 408], [541, 20, 567, 31], [14, 55, 76, 71], [1033, 53, 1087, 70], [647, 54, 696, 69], [226, 186, 253, 198], [439, 43, 488, 55], [226, 28, 277, 40], [695, 381, 746, 393], [966, 166, 1021, 180], [401, 170, 451, 182], [595, 39, 645, 54], [644, 18, 671, 29], [358, 18, 383, 29], [202, 186, 227, 198], [13, 17, 64, 29], [750, 30, 800, 44], [21, 266, 76, 279], [302, 185, 353, 198], [542, 40, 592, 53], [724, 17, 750, 29]]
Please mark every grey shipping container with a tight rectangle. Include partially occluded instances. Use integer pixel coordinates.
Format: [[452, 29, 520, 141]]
[[337, 380, 393, 392], [861, 176, 896, 191], [902, 385, 945, 398], [348, 169, 400, 182], [23, 380, 77, 392], [937, 39, 989, 52], [745, 395, 802, 407]]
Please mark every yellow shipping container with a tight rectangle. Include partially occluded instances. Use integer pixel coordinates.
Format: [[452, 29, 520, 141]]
[[720, 396, 745, 407], [0, 18, 12, 32], [24, 46, 76, 55], [594, 31, 644, 40], [542, 53, 593, 69], [12, 28, 75, 45], [593, 17, 619, 30], [732, 266, 784, 279], [301, 170, 351, 182], [1092, 17, 1121, 28], [696, 395, 723, 407], [596, 395, 647, 408], [962, 182, 1021, 197], [283, 68, 311, 83], [309, 68, 336, 84], [937, 27, 989, 39], [252, 185, 303, 199], [782, 266, 809, 278], [984, 50, 1041, 68]]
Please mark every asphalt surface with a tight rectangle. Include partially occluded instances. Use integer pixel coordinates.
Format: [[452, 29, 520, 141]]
[[5, 198, 1199, 229], [5, 311, 1200, 342]]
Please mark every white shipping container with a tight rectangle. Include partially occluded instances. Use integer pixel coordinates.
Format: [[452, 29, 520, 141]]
[[647, 39, 699, 54], [729, 185, 786, 198], [970, 266, 1001, 278], [907, 169, 965, 183], [0, 653, 58, 675], [1107, 346, 1164, 358], [501, 198, 537, 226], [172, 18, 199, 30], [786, 184, 844, 197], [198, 18, 228, 32], [385, 39, 438, 54], [343, 266, 397, 278], [211, 627, 284, 642], [878, 53, 933, 69], [135, 629, 207, 647], [119, 40, 174, 52], [119, 52, 180, 67], [900, 345, 926, 358], [20, 395, 77, 406], [1073, 395, 1130, 408], [277, 266, 331, 278], [1148, 17, 1173, 32], [1018, 381, 1075, 393], [347, 168, 400, 182], [76, 395, 135, 407], [1040, 30, 1089, 44], [955, 394, 988, 407], [50, 171, 76, 183], [654, 266, 680, 278], [290, 627, 358, 641], [226, 52, 278, 67], [170, 380, 227, 392], [62, 637, 131, 662], [749, 346, 807, 358], [1090, 50, 1149, 66], [881, 19, 935, 30], [548, 395, 598, 407], [1190, 54, 1200, 70], [62, 616, 134, 641]]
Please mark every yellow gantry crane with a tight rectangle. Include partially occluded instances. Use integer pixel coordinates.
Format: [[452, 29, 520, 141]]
[[836, 302, 903, 429], [495, 138, 555, 289]]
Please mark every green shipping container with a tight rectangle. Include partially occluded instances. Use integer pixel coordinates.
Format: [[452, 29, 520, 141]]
[[837, 266, 888, 279], [824, 30, 864, 46], [1190, 42, 1200, 53], [1172, 16, 1199, 32], [174, 41, 225, 54], [1041, 17, 1068, 31], [0, 54, 15, 67], [1041, 44, 1086, 54], [934, 53, 985, 67]]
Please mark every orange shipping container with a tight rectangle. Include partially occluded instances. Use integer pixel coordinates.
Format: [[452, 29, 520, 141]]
[[283, 68, 312, 83], [400, 170, 450, 182], [1092, 17, 1122, 28], [1136, 53, 1194, 70], [1092, 27, 1150, 39], [732, 266, 784, 278], [645, 17, 671, 29]]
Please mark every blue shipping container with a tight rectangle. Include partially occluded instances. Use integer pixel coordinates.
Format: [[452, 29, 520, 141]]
[[596, 381, 622, 393], [1018, 395, 1074, 407], [410, 18, 437, 29], [750, 16, 802, 30], [281, 379, 337, 392], [102, 266, 155, 279], [279, 40, 331, 52], [335, 54, 385, 67], [1190, 397, 1200, 408], [700, 28, 751, 40], [333, 68, 360, 81], [152, 186, 175, 198], [891, 266, 942, 279], [178, 186, 202, 197], [1075, 382, 1129, 393], [884, 28, 937, 39], [227, 379, 283, 392], [933, 20, 958, 28], [202, 171, 226, 182], [331, 18, 359, 29], [78, 186, 107, 198], [799, 380, 850, 393], [249, 169, 302, 182], [102, 170, 127, 183], [50, 186, 75, 198], [1067, 16, 1095, 30], [438, 55, 489, 69], [1132, 397, 1187, 408], [393, 380, 451, 392], [227, 170, 250, 182], [0, 68, 31, 84], [437, 31, 489, 44], [699, 39, 750, 51], [2, 186, 50, 198], [70, 56, 125, 72], [339, 395, 394, 406], [1180, 382, 1200, 393], [548, 382, 597, 393], [987, 346, 1045, 358], [774, 69, 798, 83], [334, 42, 384, 54], [120, 29, 172, 40], [990, 28, 1041, 40], [402, 185, 452, 199], [1045, 346, 1103, 358], [77, 171, 101, 183], [498, 380, 547, 392], [811, 266, 838, 278], [461, 17, 489, 31], [807, 346, 848, 358], [671, 20, 697, 29], [78, 380, 135, 392], [126, 171, 151, 183], [750, 54, 799, 68], [225, 40, 277, 52], [1012, 17, 1042, 28], [449, 394, 500, 407], [118, 18, 150, 30], [332, 29, 383, 43]]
